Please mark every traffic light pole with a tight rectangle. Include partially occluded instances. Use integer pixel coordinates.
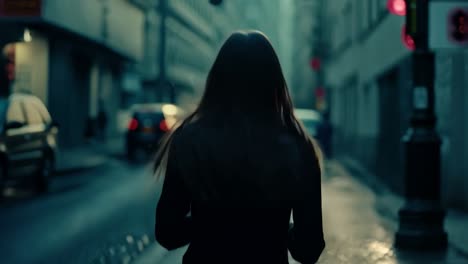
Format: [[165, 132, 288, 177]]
[[313, 0, 326, 111], [395, 0, 447, 250]]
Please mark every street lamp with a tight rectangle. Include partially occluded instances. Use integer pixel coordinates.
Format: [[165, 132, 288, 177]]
[[395, 0, 447, 250]]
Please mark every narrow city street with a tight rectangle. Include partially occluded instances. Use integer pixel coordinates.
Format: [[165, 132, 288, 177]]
[[1, 0, 468, 263], [1, 157, 467, 264]]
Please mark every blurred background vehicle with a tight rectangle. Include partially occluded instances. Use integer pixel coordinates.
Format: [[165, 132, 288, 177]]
[[295, 108, 323, 138], [0, 93, 59, 194], [125, 103, 185, 161], [295, 108, 332, 158]]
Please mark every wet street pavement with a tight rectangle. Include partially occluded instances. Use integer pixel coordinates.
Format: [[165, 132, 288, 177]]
[[1, 159, 467, 264], [136, 162, 468, 264], [317, 163, 467, 264], [0, 158, 160, 264]]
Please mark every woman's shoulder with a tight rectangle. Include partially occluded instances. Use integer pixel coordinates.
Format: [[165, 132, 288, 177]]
[[174, 120, 203, 137], [171, 120, 207, 146]]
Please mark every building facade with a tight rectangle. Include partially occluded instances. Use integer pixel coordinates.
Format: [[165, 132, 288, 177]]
[[0, 0, 145, 148], [131, 0, 285, 112], [290, 0, 324, 109], [130, 0, 237, 111], [322, 0, 468, 210]]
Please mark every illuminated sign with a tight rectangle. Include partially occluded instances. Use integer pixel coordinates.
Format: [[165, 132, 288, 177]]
[[429, 1, 468, 49], [449, 9, 468, 44]]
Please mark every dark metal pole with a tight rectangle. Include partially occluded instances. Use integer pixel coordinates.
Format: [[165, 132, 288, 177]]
[[158, 0, 174, 103], [395, 0, 447, 250]]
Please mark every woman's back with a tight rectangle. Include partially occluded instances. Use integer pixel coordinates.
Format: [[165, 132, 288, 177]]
[[178, 119, 305, 202], [156, 120, 324, 264], [154, 30, 325, 264]]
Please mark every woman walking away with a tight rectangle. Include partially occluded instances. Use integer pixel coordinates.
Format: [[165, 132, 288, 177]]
[[153, 30, 325, 264]]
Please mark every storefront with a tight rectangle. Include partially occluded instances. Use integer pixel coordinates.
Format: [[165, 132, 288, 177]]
[[0, 27, 49, 102], [0, 0, 144, 148]]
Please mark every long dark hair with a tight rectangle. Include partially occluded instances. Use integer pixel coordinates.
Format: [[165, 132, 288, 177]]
[[153, 30, 322, 180]]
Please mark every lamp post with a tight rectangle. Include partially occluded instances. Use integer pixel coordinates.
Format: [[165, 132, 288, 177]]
[[395, 0, 447, 250], [312, 0, 326, 113], [158, 0, 174, 103]]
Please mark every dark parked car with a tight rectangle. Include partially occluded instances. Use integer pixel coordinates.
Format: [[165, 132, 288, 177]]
[[126, 103, 184, 160], [0, 93, 59, 194]]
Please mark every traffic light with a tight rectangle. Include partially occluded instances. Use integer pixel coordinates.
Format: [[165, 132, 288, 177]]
[[310, 57, 321, 71], [314, 87, 327, 112], [450, 9, 468, 43], [387, 0, 406, 16], [402, 24, 415, 50], [388, 0, 416, 50]]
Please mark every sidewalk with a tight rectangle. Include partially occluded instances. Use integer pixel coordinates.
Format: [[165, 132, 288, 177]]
[[340, 156, 468, 259], [133, 160, 468, 264], [55, 136, 124, 175]]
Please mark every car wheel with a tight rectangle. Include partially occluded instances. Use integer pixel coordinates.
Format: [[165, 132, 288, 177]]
[[36, 155, 54, 193]]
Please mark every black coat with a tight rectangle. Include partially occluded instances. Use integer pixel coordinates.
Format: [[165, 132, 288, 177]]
[[155, 125, 325, 264]]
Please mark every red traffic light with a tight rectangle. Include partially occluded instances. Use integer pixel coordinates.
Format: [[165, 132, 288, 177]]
[[310, 58, 321, 71], [401, 24, 415, 50], [387, 0, 406, 16], [315, 87, 325, 98]]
